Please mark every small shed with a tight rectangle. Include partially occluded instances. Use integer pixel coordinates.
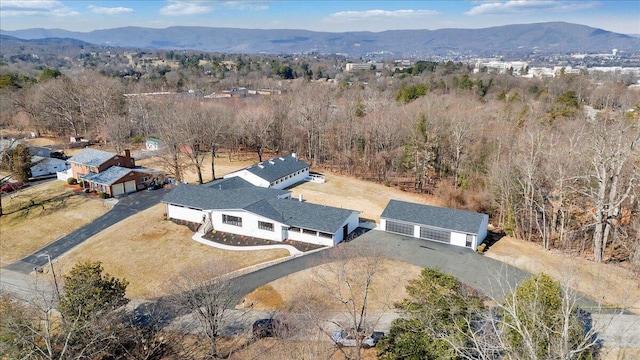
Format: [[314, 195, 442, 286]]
[[145, 138, 162, 151], [380, 200, 489, 251]]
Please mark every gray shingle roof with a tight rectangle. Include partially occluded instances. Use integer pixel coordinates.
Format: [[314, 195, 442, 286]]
[[381, 199, 487, 235], [239, 154, 308, 182], [262, 198, 357, 234], [162, 184, 290, 211], [162, 184, 357, 234], [81, 166, 133, 185], [67, 148, 117, 167], [205, 177, 256, 190]]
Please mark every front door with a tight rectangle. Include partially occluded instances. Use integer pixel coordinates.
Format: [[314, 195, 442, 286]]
[[282, 226, 288, 241], [343, 224, 349, 241]]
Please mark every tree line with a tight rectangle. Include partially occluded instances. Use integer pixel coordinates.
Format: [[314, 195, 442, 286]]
[[1, 63, 638, 266]]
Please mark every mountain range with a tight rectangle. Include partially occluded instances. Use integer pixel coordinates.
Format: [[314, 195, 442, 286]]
[[1, 22, 639, 58]]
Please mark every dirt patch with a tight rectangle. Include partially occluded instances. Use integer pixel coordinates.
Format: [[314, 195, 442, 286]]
[[0, 181, 109, 265], [241, 259, 423, 311], [485, 236, 640, 313], [57, 204, 290, 299]]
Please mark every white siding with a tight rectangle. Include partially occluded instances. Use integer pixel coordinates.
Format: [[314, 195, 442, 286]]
[[224, 170, 270, 188], [270, 167, 309, 190], [209, 210, 285, 242], [450, 232, 467, 247], [333, 211, 360, 244], [167, 204, 204, 223], [288, 211, 359, 246], [380, 218, 387, 231]]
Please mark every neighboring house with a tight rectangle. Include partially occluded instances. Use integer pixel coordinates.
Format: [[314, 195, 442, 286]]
[[67, 148, 135, 180], [145, 138, 163, 151], [30, 156, 70, 178], [223, 153, 309, 190], [163, 177, 360, 247], [380, 200, 489, 251], [65, 148, 164, 196]]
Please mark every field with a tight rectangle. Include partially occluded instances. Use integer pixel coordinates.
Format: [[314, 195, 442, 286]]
[[0, 181, 109, 266], [58, 203, 291, 299]]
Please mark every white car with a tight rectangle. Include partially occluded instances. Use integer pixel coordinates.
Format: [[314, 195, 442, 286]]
[[331, 329, 384, 348]]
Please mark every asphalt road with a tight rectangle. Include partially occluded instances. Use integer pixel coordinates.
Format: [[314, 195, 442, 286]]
[[5, 187, 170, 274]]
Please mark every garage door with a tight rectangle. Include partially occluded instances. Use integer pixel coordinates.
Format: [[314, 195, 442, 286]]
[[124, 180, 136, 193], [385, 221, 414, 236], [420, 226, 451, 243], [112, 183, 125, 196]]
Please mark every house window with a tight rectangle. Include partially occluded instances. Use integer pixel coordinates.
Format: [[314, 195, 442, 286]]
[[222, 214, 242, 227], [319, 232, 333, 239], [289, 226, 301, 232], [303, 228, 317, 236], [258, 221, 274, 231]]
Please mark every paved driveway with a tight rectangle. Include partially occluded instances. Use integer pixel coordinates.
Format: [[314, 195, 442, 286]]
[[5, 188, 170, 274], [227, 230, 532, 305]]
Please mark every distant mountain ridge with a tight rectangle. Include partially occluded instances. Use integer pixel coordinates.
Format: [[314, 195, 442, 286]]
[[1, 22, 638, 57]]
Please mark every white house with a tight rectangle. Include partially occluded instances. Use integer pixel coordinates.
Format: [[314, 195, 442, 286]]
[[380, 200, 489, 251], [162, 177, 360, 247], [30, 156, 70, 178], [223, 153, 309, 190]]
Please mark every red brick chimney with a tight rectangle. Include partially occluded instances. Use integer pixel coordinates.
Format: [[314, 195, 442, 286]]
[[124, 149, 135, 168]]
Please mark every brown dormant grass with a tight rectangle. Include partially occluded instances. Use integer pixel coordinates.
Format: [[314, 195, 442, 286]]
[[0, 181, 109, 266], [58, 204, 290, 299], [241, 259, 423, 311], [485, 236, 640, 314]]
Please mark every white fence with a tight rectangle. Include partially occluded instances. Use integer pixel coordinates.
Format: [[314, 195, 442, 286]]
[[307, 173, 325, 184], [56, 168, 73, 182]]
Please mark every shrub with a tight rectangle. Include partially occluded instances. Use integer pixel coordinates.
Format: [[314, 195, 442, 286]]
[[67, 178, 78, 185], [477, 243, 487, 253], [98, 192, 107, 199], [384, 180, 391, 187]]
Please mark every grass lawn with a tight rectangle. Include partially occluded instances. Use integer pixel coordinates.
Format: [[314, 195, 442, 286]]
[[241, 259, 423, 311], [58, 204, 290, 299], [0, 181, 109, 266]]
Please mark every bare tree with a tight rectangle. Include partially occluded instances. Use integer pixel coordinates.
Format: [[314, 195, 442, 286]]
[[168, 260, 241, 358], [580, 113, 639, 262], [309, 244, 390, 360]]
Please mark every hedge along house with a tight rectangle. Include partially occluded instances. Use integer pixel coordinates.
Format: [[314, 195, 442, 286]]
[[380, 200, 489, 251], [162, 177, 360, 247], [223, 153, 309, 190]]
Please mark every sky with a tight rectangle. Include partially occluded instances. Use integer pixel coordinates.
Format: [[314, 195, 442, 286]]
[[1, 0, 639, 35]]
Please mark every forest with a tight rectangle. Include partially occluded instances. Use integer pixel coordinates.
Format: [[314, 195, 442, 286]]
[[1, 52, 639, 269]]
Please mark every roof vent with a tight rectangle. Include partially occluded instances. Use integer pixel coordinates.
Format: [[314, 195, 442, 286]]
[[279, 157, 285, 161], [258, 164, 264, 169], [269, 160, 275, 164]]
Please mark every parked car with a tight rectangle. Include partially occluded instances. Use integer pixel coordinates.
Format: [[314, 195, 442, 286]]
[[331, 329, 384, 349], [252, 318, 287, 338], [147, 182, 163, 190], [1, 181, 24, 193]]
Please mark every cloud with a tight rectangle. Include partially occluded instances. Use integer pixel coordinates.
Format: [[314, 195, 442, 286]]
[[88, 5, 134, 15], [326, 9, 440, 22], [465, 0, 600, 16], [159, 0, 269, 16], [0, 0, 79, 17]]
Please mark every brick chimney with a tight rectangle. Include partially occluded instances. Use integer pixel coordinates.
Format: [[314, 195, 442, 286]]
[[124, 149, 135, 168]]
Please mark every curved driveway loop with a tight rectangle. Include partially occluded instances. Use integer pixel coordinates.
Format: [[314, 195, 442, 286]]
[[5, 188, 169, 274], [227, 230, 532, 305]]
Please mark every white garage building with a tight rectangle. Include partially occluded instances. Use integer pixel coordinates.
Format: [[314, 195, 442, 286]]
[[380, 200, 489, 251], [223, 153, 309, 190], [163, 177, 360, 247]]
